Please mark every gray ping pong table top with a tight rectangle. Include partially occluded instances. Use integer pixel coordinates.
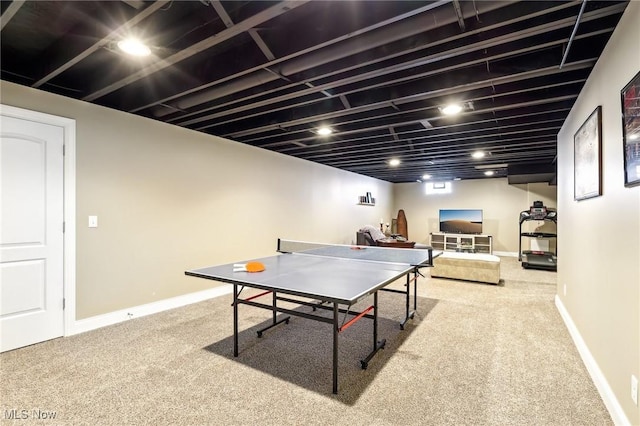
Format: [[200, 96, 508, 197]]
[[186, 245, 434, 305]]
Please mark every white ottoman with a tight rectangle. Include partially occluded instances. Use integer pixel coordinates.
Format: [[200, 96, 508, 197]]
[[431, 252, 501, 284]]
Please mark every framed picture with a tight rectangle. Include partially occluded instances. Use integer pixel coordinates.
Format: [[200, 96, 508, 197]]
[[621, 70, 640, 187], [574, 106, 602, 201]]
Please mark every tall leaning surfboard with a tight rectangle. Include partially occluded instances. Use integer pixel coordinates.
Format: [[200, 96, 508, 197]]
[[397, 209, 408, 239]]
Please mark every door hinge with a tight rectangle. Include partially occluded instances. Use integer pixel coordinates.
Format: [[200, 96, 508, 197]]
[[63, 298, 66, 310], [63, 221, 65, 233], [63, 144, 66, 156]]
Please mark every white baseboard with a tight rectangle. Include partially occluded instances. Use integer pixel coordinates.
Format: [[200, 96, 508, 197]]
[[494, 251, 518, 257], [68, 285, 232, 336], [555, 295, 630, 426]]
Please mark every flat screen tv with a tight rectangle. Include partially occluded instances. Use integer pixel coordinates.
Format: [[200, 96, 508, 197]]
[[439, 209, 483, 234]]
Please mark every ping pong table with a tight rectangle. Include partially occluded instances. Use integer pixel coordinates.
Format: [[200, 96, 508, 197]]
[[185, 239, 437, 394]]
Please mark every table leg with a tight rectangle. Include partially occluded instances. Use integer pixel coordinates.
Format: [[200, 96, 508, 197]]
[[405, 273, 410, 323], [332, 303, 339, 394], [413, 269, 418, 311], [233, 283, 239, 357], [272, 291, 277, 323], [400, 273, 413, 330], [360, 291, 386, 369], [256, 291, 290, 337], [373, 291, 378, 349]]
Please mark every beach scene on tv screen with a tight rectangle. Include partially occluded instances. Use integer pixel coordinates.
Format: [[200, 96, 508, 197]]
[[440, 209, 483, 234]]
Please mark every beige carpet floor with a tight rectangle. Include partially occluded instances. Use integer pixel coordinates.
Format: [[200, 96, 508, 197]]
[[1, 256, 611, 425]]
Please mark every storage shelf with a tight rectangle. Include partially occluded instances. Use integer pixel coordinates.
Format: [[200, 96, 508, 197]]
[[430, 232, 493, 254], [358, 193, 375, 205]]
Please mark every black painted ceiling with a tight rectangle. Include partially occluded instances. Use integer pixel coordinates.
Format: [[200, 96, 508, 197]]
[[0, 0, 629, 183]]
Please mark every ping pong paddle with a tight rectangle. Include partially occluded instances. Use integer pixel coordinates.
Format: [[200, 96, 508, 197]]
[[233, 261, 265, 273]]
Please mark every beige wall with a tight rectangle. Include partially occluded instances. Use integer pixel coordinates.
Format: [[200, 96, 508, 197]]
[[2, 4, 638, 420], [0, 81, 393, 319], [393, 179, 556, 254], [557, 1, 640, 424]]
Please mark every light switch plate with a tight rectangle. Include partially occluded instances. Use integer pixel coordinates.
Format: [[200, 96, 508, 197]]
[[88, 215, 98, 228]]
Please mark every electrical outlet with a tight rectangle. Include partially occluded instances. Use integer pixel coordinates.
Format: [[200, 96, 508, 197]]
[[632, 375, 638, 406]]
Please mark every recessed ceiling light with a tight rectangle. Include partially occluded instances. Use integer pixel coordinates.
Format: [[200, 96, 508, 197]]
[[389, 158, 401, 167], [484, 170, 495, 176], [471, 151, 486, 159], [441, 104, 463, 115], [316, 127, 333, 136], [422, 174, 431, 180], [117, 38, 151, 56]]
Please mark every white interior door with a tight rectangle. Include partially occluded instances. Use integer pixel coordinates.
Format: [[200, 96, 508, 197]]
[[1, 114, 65, 352]]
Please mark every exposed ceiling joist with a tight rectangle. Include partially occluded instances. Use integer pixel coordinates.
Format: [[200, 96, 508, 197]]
[[0, 0, 24, 31], [32, 0, 170, 89], [1, 0, 629, 183], [82, 0, 308, 102]]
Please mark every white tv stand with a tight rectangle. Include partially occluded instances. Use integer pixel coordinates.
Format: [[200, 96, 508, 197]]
[[430, 232, 493, 254]]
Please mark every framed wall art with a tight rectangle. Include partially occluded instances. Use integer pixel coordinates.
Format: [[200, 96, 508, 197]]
[[574, 106, 602, 201], [621, 70, 640, 187]]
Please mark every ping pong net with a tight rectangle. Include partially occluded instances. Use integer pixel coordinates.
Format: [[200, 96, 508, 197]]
[[276, 238, 434, 267], [276, 239, 333, 254]]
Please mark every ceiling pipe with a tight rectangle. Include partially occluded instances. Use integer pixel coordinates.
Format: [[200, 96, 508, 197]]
[[560, 0, 587, 69], [156, 1, 515, 116], [452, 0, 466, 31]]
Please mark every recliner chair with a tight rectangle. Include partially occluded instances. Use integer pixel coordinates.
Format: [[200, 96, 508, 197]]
[[356, 231, 376, 246]]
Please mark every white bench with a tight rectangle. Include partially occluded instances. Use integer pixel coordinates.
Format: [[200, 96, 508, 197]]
[[431, 252, 501, 285]]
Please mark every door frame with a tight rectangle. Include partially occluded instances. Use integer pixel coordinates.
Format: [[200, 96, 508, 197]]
[[1, 104, 76, 337]]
